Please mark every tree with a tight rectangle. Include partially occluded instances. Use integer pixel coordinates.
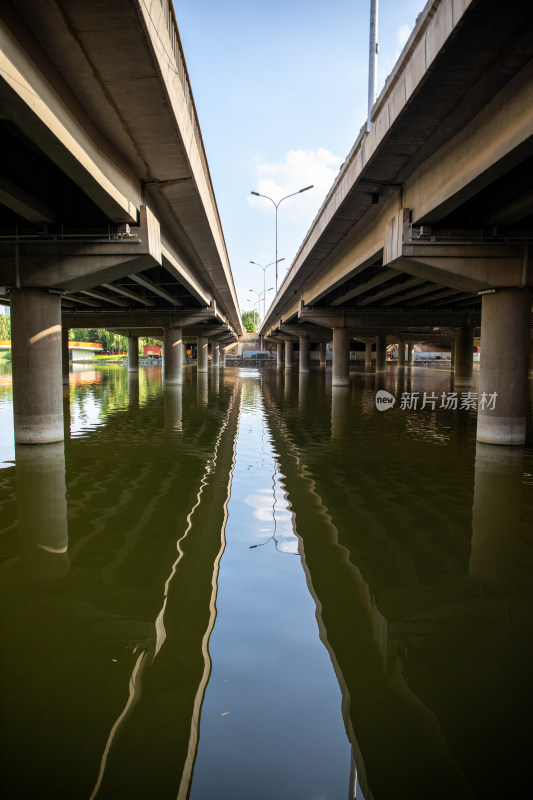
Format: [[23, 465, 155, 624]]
[[242, 310, 259, 332], [0, 313, 10, 341]]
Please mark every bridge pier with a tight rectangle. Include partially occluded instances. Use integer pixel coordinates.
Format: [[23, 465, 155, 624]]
[[220, 346, 227, 367], [319, 341, 328, 367], [62, 327, 70, 385], [407, 342, 414, 367], [284, 339, 294, 370], [375, 333, 387, 374], [197, 335, 208, 373], [332, 327, 350, 386], [453, 327, 474, 386], [212, 341, 220, 367], [10, 288, 64, 445], [365, 341, 373, 368], [164, 327, 183, 383], [397, 337, 406, 368], [128, 335, 139, 373], [477, 289, 531, 446], [299, 335, 310, 373]]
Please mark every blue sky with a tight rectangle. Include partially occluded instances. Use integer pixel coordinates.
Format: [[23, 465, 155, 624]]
[[175, 0, 425, 321]]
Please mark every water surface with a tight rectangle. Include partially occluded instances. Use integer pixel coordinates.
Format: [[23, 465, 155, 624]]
[[1, 360, 532, 799]]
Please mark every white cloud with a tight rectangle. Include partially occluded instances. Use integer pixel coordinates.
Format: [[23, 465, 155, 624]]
[[248, 148, 344, 223], [396, 23, 411, 49]]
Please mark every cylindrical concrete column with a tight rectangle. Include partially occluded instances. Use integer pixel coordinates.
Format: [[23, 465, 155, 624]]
[[10, 288, 64, 444], [332, 327, 350, 386], [220, 346, 227, 367], [61, 327, 70, 385], [397, 337, 406, 367], [197, 335, 208, 373], [212, 341, 220, 367], [407, 341, 414, 367], [128, 334, 139, 373], [477, 289, 531, 445], [375, 333, 387, 374], [454, 327, 474, 386], [365, 341, 372, 368], [319, 341, 327, 367], [299, 335, 310, 373], [284, 339, 294, 369], [164, 327, 183, 383]]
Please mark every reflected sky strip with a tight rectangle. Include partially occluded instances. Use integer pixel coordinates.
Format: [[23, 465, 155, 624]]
[[262, 409, 366, 791], [88, 387, 240, 800]]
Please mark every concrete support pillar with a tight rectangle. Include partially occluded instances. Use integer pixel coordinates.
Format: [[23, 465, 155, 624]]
[[197, 335, 208, 373], [276, 342, 284, 368], [364, 341, 372, 368], [375, 333, 387, 374], [212, 341, 220, 367], [220, 347, 227, 367], [10, 288, 64, 444], [332, 327, 350, 386], [407, 341, 414, 367], [319, 341, 327, 367], [128, 334, 139, 373], [284, 339, 294, 369], [299, 335, 310, 373], [477, 289, 531, 446], [397, 337, 406, 367], [61, 327, 70, 385], [453, 327, 474, 386], [164, 327, 183, 384]]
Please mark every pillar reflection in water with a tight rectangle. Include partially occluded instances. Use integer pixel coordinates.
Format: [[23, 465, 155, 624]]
[[197, 372, 208, 408], [164, 384, 183, 434], [128, 372, 140, 409], [298, 372, 309, 412], [15, 441, 69, 584], [331, 385, 350, 441], [470, 442, 526, 593]]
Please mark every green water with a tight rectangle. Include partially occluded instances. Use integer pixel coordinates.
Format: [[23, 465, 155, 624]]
[[1, 361, 532, 799]]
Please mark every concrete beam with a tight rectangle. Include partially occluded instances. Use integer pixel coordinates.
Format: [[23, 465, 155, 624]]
[[0, 176, 55, 223], [61, 309, 221, 330], [0, 5, 140, 221], [384, 209, 531, 291], [298, 306, 480, 329], [0, 206, 162, 291]]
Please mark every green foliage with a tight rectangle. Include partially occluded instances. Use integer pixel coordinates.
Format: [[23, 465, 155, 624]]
[[242, 310, 259, 332], [0, 312, 10, 340], [69, 328, 128, 353]]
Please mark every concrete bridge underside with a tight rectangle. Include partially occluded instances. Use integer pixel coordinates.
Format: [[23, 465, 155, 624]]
[[0, 0, 242, 443]]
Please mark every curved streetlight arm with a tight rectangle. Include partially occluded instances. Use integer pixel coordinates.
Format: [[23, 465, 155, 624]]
[[251, 186, 313, 293]]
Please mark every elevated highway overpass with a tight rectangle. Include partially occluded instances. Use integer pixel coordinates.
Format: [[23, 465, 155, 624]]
[[0, 0, 241, 443], [260, 0, 533, 445]]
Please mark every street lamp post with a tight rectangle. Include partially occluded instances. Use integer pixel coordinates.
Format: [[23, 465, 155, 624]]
[[250, 259, 284, 320], [250, 186, 313, 294]]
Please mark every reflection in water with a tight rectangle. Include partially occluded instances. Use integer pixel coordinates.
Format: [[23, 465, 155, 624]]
[[15, 441, 69, 584], [470, 443, 527, 593], [0, 364, 532, 799], [261, 367, 533, 800]]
